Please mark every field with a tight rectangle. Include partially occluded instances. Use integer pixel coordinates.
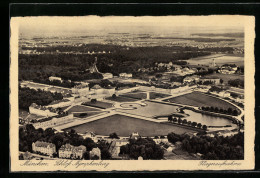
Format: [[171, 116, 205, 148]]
[[82, 101, 113, 109], [19, 109, 30, 119], [186, 54, 244, 67], [67, 105, 100, 113], [73, 111, 105, 118], [64, 114, 199, 137], [205, 73, 244, 84], [121, 92, 171, 100], [164, 92, 238, 110], [105, 96, 139, 102]]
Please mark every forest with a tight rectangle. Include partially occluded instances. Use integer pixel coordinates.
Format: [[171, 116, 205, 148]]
[[119, 137, 164, 160], [167, 132, 244, 160], [19, 87, 63, 110], [18, 44, 236, 81]]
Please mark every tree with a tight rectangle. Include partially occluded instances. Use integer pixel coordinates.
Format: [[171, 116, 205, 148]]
[[92, 155, 100, 160], [155, 74, 163, 78], [233, 110, 238, 116], [227, 108, 233, 114], [83, 151, 90, 160], [167, 133, 181, 144], [82, 138, 96, 151], [182, 119, 188, 125], [127, 138, 164, 160], [192, 122, 197, 127], [168, 115, 173, 122], [197, 123, 202, 129], [173, 117, 178, 122], [228, 79, 244, 88], [187, 121, 192, 126], [204, 107, 209, 111], [109, 132, 120, 139], [202, 125, 207, 130], [178, 118, 182, 124], [112, 94, 117, 99], [120, 145, 129, 155], [220, 79, 224, 84]]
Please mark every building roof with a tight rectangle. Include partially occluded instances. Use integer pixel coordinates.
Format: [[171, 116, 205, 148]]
[[59, 143, 74, 151], [73, 145, 86, 152], [34, 141, 55, 148], [91, 84, 102, 89]]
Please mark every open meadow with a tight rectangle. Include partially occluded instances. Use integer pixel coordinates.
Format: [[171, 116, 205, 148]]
[[164, 91, 238, 111]]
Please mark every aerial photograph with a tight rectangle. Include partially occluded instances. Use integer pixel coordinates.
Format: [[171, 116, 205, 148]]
[[18, 16, 244, 161]]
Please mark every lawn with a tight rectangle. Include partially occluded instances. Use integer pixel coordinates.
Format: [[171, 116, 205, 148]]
[[64, 114, 199, 137], [205, 73, 244, 85], [186, 54, 244, 67], [67, 105, 100, 113], [105, 96, 139, 102], [164, 91, 238, 110], [82, 101, 113, 109], [121, 92, 170, 100]]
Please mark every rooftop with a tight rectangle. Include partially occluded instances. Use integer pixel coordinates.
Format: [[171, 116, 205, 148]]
[[34, 141, 55, 148]]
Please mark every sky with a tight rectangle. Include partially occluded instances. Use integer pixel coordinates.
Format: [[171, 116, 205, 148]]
[[14, 16, 245, 37]]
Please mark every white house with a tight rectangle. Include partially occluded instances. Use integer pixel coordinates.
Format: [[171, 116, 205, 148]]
[[49, 76, 63, 82], [119, 73, 133, 78], [102, 73, 113, 79], [218, 91, 231, 98]]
